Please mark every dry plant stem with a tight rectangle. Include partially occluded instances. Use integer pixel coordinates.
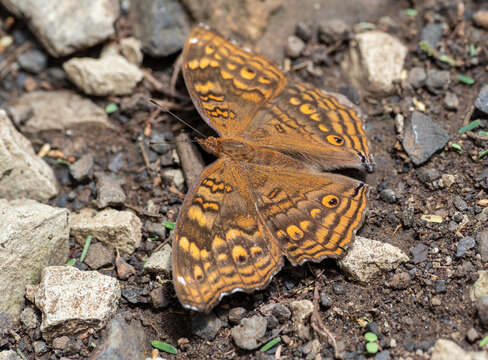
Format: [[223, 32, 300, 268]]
[[175, 132, 205, 187], [142, 69, 187, 100], [170, 52, 184, 94], [0, 42, 31, 79], [312, 282, 343, 359]]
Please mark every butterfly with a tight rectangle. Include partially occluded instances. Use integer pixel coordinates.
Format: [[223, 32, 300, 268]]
[[172, 24, 374, 312]]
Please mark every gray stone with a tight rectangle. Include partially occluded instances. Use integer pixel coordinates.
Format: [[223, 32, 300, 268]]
[[71, 208, 142, 255], [407, 67, 426, 89], [387, 271, 411, 289], [402, 111, 450, 165], [426, 70, 450, 94], [84, 242, 114, 269], [380, 188, 397, 203], [17, 48, 47, 74], [420, 23, 444, 48], [33, 341, 48, 355], [231, 315, 267, 350], [290, 300, 313, 340], [444, 92, 459, 111], [144, 221, 167, 239], [143, 243, 172, 276], [89, 316, 147, 360], [338, 236, 409, 282], [343, 30, 407, 94], [374, 350, 391, 360], [163, 169, 185, 192], [434, 280, 447, 294], [95, 172, 127, 208], [453, 195, 468, 211], [271, 303, 291, 322], [457, 237, 476, 258], [0, 199, 69, 321], [318, 19, 350, 45], [411, 243, 429, 264], [150, 287, 170, 309], [0, 110, 57, 200], [466, 327, 480, 343], [192, 312, 222, 341], [0, 350, 20, 360], [417, 168, 441, 183], [130, 0, 190, 57], [108, 152, 124, 174], [2, 0, 119, 57], [9, 90, 111, 134], [63, 51, 143, 96], [432, 339, 488, 360], [69, 153, 94, 182], [475, 84, 488, 115], [285, 35, 305, 58], [34, 266, 120, 340], [20, 307, 38, 329], [402, 206, 415, 228], [478, 296, 488, 328], [477, 230, 488, 262], [295, 22, 312, 42], [228, 307, 247, 324]]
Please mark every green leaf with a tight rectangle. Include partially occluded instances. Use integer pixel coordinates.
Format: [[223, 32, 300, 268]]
[[66, 258, 76, 266], [163, 221, 175, 230], [480, 149, 488, 159], [260, 337, 281, 352], [469, 44, 477, 57], [364, 332, 378, 342], [152, 340, 178, 354], [451, 143, 463, 152], [457, 74, 475, 85], [105, 103, 118, 114], [419, 41, 434, 56], [405, 8, 418, 16], [439, 54, 455, 66], [80, 235, 92, 263], [459, 119, 481, 134], [480, 336, 488, 348], [366, 342, 379, 354], [479, 131, 488, 137]]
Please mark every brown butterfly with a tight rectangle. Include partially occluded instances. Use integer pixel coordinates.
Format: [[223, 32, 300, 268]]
[[172, 24, 374, 312]]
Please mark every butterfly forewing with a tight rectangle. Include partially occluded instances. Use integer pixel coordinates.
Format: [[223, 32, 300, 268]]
[[182, 25, 287, 136]]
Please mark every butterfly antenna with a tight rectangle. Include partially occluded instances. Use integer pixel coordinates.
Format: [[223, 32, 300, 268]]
[[148, 98, 206, 138]]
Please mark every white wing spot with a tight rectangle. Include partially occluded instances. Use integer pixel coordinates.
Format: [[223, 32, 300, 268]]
[[177, 276, 187, 285], [189, 38, 198, 44]]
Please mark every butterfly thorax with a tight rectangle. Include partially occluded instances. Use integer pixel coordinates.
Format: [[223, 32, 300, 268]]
[[198, 136, 256, 161]]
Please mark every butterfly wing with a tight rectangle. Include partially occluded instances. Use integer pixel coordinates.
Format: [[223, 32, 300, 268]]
[[172, 158, 283, 312], [244, 162, 368, 265], [182, 25, 287, 136], [243, 82, 374, 172]]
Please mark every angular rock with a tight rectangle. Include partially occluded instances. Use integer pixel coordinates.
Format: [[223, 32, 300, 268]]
[[0, 110, 57, 200], [402, 111, 450, 165], [426, 70, 450, 94], [290, 300, 313, 340], [20, 307, 38, 329], [318, 19, 350, 45], [231, 315, 267, 350], [0, 199, 69, 321], [343, 31, 407, 94], [192, 312, 222, 341], [163, 169, 185, 192], [69, 153, 94, 183], [444, 92, 459, 111], [457, 236, 476, 258], [477, 296, 488, 328], [285, 35, 305, 58], [471, 271, 488, 301], [119, 37, 144, 66], [63, 52, 143, 96], [130, 0, 190, 57], [411, 243, 429, 264], [94, 172, 127, 208], [477, 230, 488, 262], [90, 316, 147, 360], [2, 0, 119, 57], [9, 90, 111, 134], [407, 67, 426, 89], [71, 208, 142, 255], [338, 236, 409, 282], [34, 266, 120, 340], [143, 243, 172, 276], [84, 242, 114, 269], [0, 351, 20, 360], [431, 339, 488, 360], [475, 84, 488, 115], [420, 23, 444, 48], [228, 307, 247, 324]]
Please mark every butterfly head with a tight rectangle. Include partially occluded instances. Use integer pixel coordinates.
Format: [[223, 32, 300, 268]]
[[198, 137, 255, 161]]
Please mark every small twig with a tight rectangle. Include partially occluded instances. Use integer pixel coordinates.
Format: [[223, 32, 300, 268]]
[[0, 41, 32, 80], [144, 108, 161, 137], [142, 69, 187, 100], [311, 281, 343, 359], [176, 132, 205, 188], [138, 140, 151, 169], [170, 53, 184, 94]]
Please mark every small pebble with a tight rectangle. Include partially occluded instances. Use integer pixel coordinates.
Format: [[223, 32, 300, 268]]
[[453, 195, 468, 211], [17, 48, 48, 74], [443, 92, 459, 111], [295, 22, 312, 42], [456, 236, 476, 258], [473, 10, 488, 30], [477, 230, 488, 262], [228, 307, 247, 324], [407, 67, 426, 89], [374, 350, 391, 360], [271, 303, 291, 322], [477, 296, 488, 327], [420, 23, 444, 48], [434, 279, 447, 294], [285, 35, 305, 58], [332, 283, 345, 295], [380, 188, 397, 203], [320, 293, 332, 308], [466, 327, 479, 343], [426, 69, 450, 94], [318, 19, 350, 44], [417, 168, 441, 184], [411, 243, 429, 264]]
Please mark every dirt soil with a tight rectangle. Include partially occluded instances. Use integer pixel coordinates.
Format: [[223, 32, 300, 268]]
[[2, 0, 488, 359]]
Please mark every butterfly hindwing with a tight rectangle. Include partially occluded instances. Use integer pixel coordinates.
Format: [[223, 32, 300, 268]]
[[172, 159, 283, 311], [182, 25, 287, 136]]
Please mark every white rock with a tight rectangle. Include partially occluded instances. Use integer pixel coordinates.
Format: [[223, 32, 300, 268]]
[[431, 339, 488, 360], [342, 30, 407, 94], [144, 244, 172, 276], [338, 236, 409, 282], [0, 350, 21, 360], [120, 37, 144, 65], [63, 52, 143, 96], [0, 199, 69, 321], [8, 90, 111, 134], [0, 110, 57, 200], [290, 300, 314, 340], [1, 0, 119, 57], [470, 271, 488, 301], [231, 315, 267, 350], [164, 168, 185, 191], [34, 266, 120, 340], [70, 208, 142, 254]]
